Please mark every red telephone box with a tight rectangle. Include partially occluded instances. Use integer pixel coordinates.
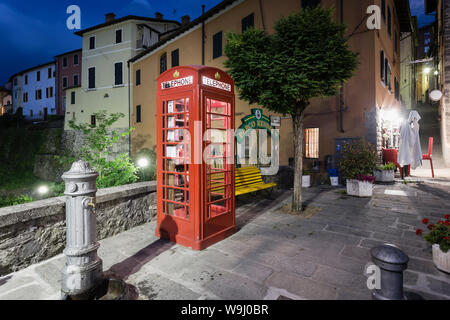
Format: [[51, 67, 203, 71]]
[[156, 65, 236, 250]]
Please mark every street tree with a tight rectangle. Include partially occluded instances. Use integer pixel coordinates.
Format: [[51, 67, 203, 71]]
[[224, 6, 358, 212]]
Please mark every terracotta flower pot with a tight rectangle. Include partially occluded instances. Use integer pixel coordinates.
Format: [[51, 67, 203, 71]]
[[432, 244, 450, 273]]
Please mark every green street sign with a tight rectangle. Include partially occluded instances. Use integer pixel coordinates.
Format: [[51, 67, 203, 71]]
[[235, 108, 278, 143]]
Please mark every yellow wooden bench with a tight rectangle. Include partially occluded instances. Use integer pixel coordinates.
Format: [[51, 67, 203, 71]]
[[210, 166, 277, 197]]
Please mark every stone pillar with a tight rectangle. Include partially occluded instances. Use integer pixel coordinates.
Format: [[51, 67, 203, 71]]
[[61, 160, 103, 299]]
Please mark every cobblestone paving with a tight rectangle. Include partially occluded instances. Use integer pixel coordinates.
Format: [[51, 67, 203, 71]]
[[1, 181, 449, 300]]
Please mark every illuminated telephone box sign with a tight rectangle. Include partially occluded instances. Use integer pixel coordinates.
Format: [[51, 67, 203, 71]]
[[156, 66, 236, 250]]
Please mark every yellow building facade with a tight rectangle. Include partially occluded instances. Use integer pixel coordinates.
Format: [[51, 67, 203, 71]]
[[129, 0, 407, 170]]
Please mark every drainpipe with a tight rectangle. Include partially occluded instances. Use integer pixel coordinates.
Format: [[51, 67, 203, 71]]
[[259, 0, 266, 32], [339, 0, 345, 133], [127, 61, 131, 156], [202, 5, 205, 65]]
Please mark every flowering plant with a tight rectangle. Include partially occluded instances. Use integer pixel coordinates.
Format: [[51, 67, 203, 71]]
[[358, 174, 376, 183], [416, 214, 450, 253]]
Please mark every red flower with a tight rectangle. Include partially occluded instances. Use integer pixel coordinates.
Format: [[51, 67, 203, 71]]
[[422, 218, 429, 224], [444, 214, 450, 220], [444, 236, 450, 241], [427, 224, 435, 230], [416, 229, 423, 236]]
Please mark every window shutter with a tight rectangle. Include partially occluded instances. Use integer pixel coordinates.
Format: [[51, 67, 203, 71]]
[[115, 62, 123, 85], [171, 49, 179, 67], [136, 105, 141, 123], [88, 68, 95, 89], [213, 32, 222, 59], [116, 30, 122, 43], [136, 69, 141, 86]]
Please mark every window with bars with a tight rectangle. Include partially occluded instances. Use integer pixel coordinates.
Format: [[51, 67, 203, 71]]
[[304, 128, 319, 159]]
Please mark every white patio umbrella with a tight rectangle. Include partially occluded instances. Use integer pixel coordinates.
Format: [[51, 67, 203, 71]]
[[398, 110, 422, 169]]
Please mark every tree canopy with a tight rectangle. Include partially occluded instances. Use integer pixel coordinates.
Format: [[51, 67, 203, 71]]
[[224, 6, 359, 115]]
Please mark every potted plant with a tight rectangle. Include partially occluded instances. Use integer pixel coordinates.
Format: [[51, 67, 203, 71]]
[[339, 140, 378, 197], [416, 215, 450, 273], [302, 168, 311, 188], [374, 163, 396, 183]]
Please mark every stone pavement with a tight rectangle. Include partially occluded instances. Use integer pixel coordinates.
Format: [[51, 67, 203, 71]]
[[0, 181, 449, 300]]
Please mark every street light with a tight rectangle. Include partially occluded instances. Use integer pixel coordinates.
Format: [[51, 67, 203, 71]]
[[37, 185, 49, 195], [137, 157, 149, 181], [424, 67, 431, 74], [434, 70, 439, 76]]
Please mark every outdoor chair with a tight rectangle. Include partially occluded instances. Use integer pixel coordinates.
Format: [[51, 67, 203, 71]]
[[422, 137, 434, 178]]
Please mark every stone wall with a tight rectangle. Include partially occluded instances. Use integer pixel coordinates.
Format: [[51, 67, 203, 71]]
[[0, 181, 156, 276]]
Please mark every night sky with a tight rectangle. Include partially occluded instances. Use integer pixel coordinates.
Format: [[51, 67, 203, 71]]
[[0, 0, 436, 85]]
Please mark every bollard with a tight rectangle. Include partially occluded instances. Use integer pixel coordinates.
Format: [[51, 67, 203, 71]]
[[370, 244, 409, 300], [61, 160, 103, 299]]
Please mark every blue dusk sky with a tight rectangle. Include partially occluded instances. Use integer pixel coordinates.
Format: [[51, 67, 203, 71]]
[[0, 0, 435, 85]]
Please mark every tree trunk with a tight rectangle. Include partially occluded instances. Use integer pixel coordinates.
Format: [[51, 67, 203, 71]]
[[292, 108, 305, 213]]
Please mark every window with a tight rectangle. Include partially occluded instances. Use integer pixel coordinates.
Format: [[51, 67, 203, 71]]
[[301, 0, 320, 9], [394, 78, 399, 101], [23, 92, 28, 102], [305, 128, 319, 159], [136, 105, 141, 123], [213, 31, 223, 59], [160, 53, 167, 74], [48, 68, 52, 78], [136, 69, 141, 86], [63, 57, 68, 67], [46, 87, 53, 98], [380, 50, 385, 83], [35, 89, 42, 100], [91, 115, 96, 126], [241, 13, 254, 33], [73, 54, 79, 65], [73, 74, 79, 86], [14, 78, 17, 86], [71, 91, 75, 104], [385, 59, 391, 91], [171, 49, 179, 67], [89, 36, 95, 50], [62, 76, 68, 88], [37, 71, 40, 81], [30, 109, 33, 117], [25, 75, 28, 85], [387, 5, 391, 36], [115, 29, 122, 43], [381, 0, 386, 20], [114, 62, 123, 85], [88, 67, 95, 89]]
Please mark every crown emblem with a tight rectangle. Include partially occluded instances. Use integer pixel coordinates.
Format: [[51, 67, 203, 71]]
[[214, 72, 221, 80], [173, 70, 180, 78]]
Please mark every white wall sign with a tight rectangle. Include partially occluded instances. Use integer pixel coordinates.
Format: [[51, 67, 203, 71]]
[[202, 76, 231, 92], [270, 116, 281, 127], [161, 76, 193, 90]]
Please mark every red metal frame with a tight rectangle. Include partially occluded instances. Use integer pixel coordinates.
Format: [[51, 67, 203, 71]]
[[156, 66, 236, 250]]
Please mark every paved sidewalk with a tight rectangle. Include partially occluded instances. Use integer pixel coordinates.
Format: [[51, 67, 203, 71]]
[[0, 181, 449, 300]]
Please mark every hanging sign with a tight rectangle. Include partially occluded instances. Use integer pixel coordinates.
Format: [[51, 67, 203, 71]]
[[235, 108, 278, 143], [202, 76, 231, 92], [429, 90, 443, 102], [161, 76, 193, 90]]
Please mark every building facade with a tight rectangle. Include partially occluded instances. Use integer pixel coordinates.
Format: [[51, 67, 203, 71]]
[[400, 16, 418, 110], [20, 62, 56, 120], [128, 0, 409, 171], [10, 74, 23, 115], [0, 85, 12, 115], [64, 12, 180, 148], [55, 49, 82, 116]]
